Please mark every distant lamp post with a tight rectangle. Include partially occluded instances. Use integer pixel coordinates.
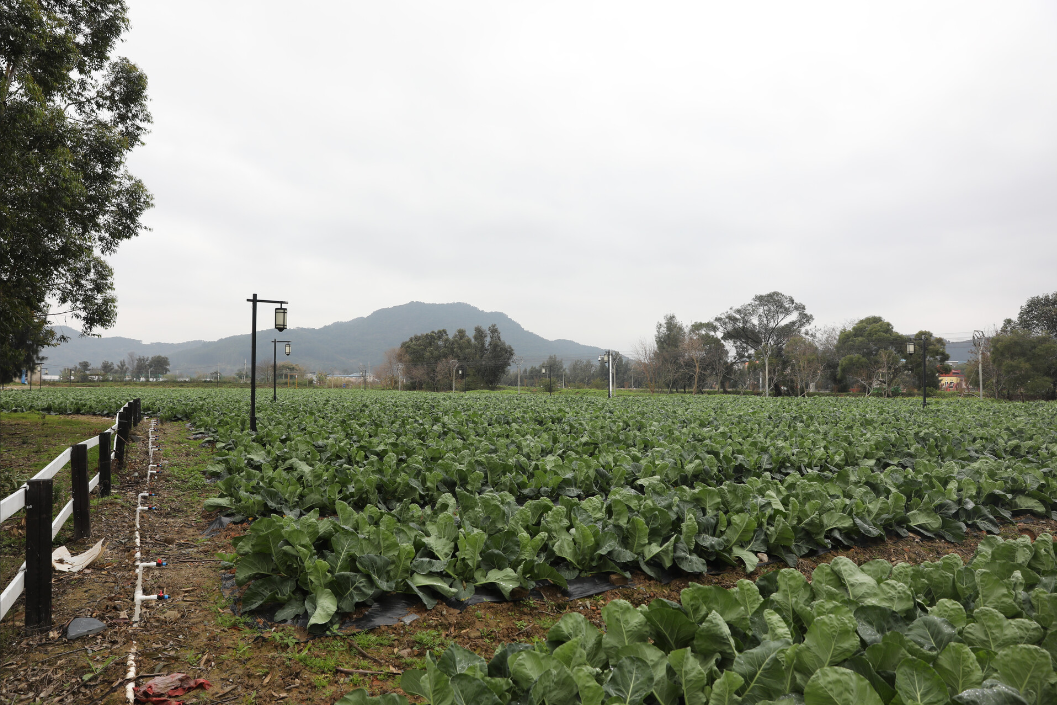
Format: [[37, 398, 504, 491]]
[[598, 351, 614, 399], [541, 365, 552, 395], [906, 337, 929, 408], [273, 339, 291, 402], [39, 366, 47, 391], [247, 294, 289, 431]]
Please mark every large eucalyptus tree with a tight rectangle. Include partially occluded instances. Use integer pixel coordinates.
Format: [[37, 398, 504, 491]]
[[0, 1, 152, 379]]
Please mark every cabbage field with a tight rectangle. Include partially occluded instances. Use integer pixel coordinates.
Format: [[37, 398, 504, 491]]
[[395, 533, 1057, 705], [3, 388, 1056, 704]]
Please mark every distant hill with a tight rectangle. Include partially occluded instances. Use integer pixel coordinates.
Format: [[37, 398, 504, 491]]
[[944, 340, 974, 366], [44, 302, 602, 375], [40, 327, 207, 371]]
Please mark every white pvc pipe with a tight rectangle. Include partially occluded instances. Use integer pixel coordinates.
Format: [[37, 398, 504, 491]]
[[132, 419, 169, 624], [126, 641, 137, 703]]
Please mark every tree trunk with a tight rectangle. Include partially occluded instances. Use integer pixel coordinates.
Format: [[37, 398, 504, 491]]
[[763, 354, 770, 397]]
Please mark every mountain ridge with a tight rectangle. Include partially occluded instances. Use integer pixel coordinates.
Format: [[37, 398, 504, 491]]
[[42, 302, 602, 375]]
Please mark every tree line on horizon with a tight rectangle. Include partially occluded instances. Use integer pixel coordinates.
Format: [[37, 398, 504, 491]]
[[54, 353, 171, 383], [368, 290, 1056, 401], [631, 290, 1056, 400]]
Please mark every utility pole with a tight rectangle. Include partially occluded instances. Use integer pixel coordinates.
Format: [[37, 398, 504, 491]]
[[973, 330, 985, 399], [598, 351, 613, 398], [513, 356, 523, 394]]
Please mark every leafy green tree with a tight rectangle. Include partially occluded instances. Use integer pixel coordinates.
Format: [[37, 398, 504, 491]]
[[100, 360, 114, 379], [0, 314, 53, 382], [400, 324, 515, 391], [714, 292, 813, 397], [990, 330, 1057, 400], [1, 1, 152, 380], [400, 329, 454, 390], [835, 317, 907, 395], [466, 324, 514, 390], [1016, 292, 1057, 337], [133, 355, 148, 381], [76, 360, 90, 382], [836, 316, 905, 360], [148, 355, 170, 376], [785, 334, 824, 396], [685, 321, 727, 393], [655, 314, 687, 393]]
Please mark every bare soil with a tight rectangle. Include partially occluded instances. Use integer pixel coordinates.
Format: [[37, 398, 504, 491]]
[[1, 416, 1054, 705]]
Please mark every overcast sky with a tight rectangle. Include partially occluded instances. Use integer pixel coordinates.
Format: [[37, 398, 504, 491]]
[[90, 1, 1057, 354]]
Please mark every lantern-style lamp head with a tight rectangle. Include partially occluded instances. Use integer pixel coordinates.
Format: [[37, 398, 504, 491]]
[[541, 366, 547, 374], [285, 343, 291, 356], [275, 306, 288, 332], [906, 341, 915, 355]]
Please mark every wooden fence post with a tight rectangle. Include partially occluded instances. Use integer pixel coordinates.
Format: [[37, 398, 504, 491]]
[[25, 478, 53, 630], [114, 409, 128, 465], [98, 431, 112, 497], [134, 398, 141, 425], [71, 444, 90, 540]]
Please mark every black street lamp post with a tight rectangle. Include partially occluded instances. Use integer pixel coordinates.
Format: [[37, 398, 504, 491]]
[[247, 294, 288, 432], [541, 365, 552, 395], [906, 336, 929, 409], [273, 340, 291, 402]]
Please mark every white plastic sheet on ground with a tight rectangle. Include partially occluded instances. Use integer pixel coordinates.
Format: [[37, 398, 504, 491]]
[[52, 539, 105, 572]]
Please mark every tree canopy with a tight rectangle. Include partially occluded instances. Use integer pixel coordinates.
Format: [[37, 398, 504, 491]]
[[1017, 292, 1057, 337], [399, 324, 515, 391], [990, 329, 1057, 400], [1, 0, 152, 380], [714, 291, 813, 396]]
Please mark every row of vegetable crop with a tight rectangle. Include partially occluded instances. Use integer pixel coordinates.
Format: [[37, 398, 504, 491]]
[[340, 534, 1057, 705], [3, 390, 1057, 628]]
